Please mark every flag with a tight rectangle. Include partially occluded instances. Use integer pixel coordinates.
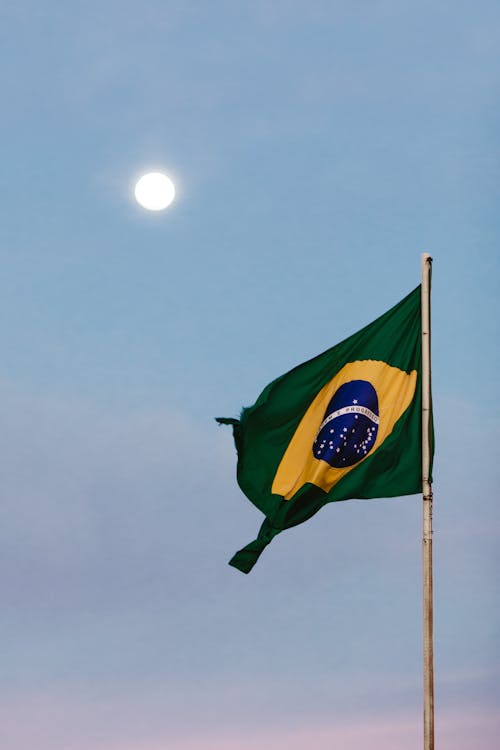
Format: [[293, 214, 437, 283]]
[[216, 286, 432, 573]]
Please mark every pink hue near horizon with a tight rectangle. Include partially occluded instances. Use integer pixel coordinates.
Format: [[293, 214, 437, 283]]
[[1, 695, 498, 750], [113, 711, 500, 750], [131, 721, 422, 750]]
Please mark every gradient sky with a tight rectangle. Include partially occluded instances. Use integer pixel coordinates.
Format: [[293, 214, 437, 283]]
[[1, 2, 499, 749]]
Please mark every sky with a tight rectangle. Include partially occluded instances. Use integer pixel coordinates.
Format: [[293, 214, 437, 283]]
[[0, 1, 499, 748]]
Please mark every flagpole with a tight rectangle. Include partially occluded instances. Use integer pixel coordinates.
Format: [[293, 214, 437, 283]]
[[421, 253, 434, 750]]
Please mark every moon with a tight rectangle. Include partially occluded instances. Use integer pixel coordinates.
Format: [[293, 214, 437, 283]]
[[134, 172, 176, 211]]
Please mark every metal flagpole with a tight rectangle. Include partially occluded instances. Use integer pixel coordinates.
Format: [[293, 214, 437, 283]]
[[421, 253, 434, 750]]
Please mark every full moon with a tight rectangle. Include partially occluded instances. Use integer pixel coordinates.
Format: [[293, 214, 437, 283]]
[[134, 172, 175, 211]]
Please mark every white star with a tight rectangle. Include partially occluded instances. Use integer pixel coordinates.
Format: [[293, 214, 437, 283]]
[[353, 399, 358, 404]]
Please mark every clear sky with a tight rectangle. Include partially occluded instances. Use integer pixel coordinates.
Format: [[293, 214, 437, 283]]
[[1, 2, 499, 749]]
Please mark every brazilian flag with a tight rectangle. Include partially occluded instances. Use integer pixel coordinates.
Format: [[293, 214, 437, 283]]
[[217, 286, 432, 573]]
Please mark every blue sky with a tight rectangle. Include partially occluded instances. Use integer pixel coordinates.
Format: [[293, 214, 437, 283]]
[[0, 2, 499, 749]]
